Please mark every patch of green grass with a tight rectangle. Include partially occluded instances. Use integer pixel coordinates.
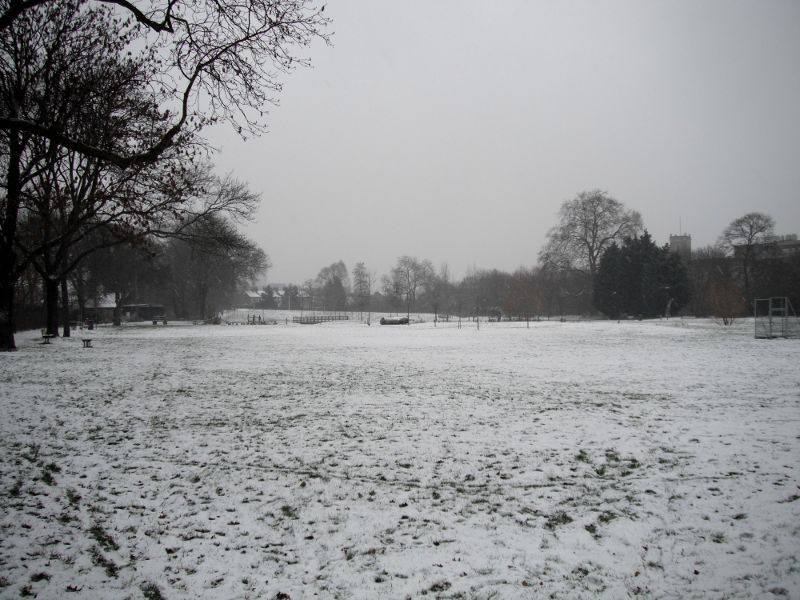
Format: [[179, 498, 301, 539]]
[[572, 565, 589, 577], [89, 546, 119, 578], [8, 479, 22, 497], [40, 469, 55, 486], [141, 582, 165, 600], [428, 579, 452, 593], [545, 511, 573, 530], [88, 524, 119, 551], [66, 488, 81, 506], [598, 511, 618, 524]]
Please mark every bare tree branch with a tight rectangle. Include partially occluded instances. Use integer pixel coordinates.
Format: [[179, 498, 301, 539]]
[[1, 0, 330, 167]]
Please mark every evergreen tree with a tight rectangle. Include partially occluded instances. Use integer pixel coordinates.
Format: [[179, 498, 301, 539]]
[[322, 275, 348, 311], [260, 286, 277, 309], [594, 232, 689, 318], [594, 243, 624, 318], [281, 285, 300, 310]]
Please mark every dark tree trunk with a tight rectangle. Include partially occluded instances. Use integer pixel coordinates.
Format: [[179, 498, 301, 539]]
[[170, 288, 180, 319], [73, 272, 85, 323], [61, 277, 71, 337], [0, 271, 15, 350], [742, 252, 752, 312], [0, 131, 21, 351], [44, 277, 59, 335], [198, 287, 208, 320], [113, 291, 122, 326]]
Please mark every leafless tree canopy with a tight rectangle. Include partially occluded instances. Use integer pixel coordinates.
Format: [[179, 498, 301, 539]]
[[539, 190, 643, 278], [391, 255, 434, 318], [0, 0, 330, 167], [718, 212, 775, 255], [717, 211, 775, 307]]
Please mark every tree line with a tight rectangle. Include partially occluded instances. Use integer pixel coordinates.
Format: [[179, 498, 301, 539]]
[[260, 194, 797, 324], [12, 184, 797, 333]]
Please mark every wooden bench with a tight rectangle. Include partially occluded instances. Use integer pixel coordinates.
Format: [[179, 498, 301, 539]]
[[41, 333, 56, 344], [81, 338, 92, 348]]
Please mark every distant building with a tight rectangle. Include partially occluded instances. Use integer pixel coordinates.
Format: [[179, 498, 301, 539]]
[[763, 234, 800, 256], [734, 234, 800, 258], [84, 293, 116, 322], [668, 234, 692, 261], [239, 290, 263, 307], [122, 304, 165, 321], [83, 294, 164, 322]]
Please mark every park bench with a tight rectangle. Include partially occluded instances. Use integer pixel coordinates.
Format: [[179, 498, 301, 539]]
[[81, 338, 92, 348], [152, 316, 167, 325], [41, 333, 56, 344]]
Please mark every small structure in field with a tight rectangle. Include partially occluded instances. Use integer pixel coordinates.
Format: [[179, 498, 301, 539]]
[[380, 316, 409, 325]]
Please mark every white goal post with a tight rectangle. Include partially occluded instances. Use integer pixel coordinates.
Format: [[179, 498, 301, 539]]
[[754, 297, 800, 339]]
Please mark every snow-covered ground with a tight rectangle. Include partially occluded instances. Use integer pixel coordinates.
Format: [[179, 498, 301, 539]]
[[0, 317, 798, 599]]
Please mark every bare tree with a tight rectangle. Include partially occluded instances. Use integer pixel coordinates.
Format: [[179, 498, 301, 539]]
[[0, 0, 330, 168], [719, 212, 775, 305], [316, 260, 349, 293], [300, 279, 316, 312], [429, 263, 452, 323], [380, 273, 402, 315], [0, 0, 322, 348], [17, 152, 257, 336], [351, 261, 375, 321], [314, 260, 348, 311], [83, 241, 162, 326], [708, 279, 745, 326], [539, 190, 642, 303], [505, 267, 542, 325], [391, 255, 434, 319], [1, 2, 173, 347], [164, 214, 269, 319]]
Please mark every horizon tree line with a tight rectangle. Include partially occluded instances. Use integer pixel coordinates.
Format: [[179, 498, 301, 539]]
[[10, 180, 798, 332], [255, 197, 796, 324]]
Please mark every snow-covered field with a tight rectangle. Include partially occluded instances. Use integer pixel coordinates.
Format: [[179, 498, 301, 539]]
[[1, 317, 798, 599]]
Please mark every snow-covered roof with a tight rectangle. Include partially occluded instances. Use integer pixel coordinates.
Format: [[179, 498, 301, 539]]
[[84, 293, 116, 309]]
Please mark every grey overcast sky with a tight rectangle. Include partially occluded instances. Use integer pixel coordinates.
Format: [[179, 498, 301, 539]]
[[208, 0, 800, 285]]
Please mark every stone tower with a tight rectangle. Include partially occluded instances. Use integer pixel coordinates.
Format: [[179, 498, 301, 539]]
[[669, 234, 691, 261]]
